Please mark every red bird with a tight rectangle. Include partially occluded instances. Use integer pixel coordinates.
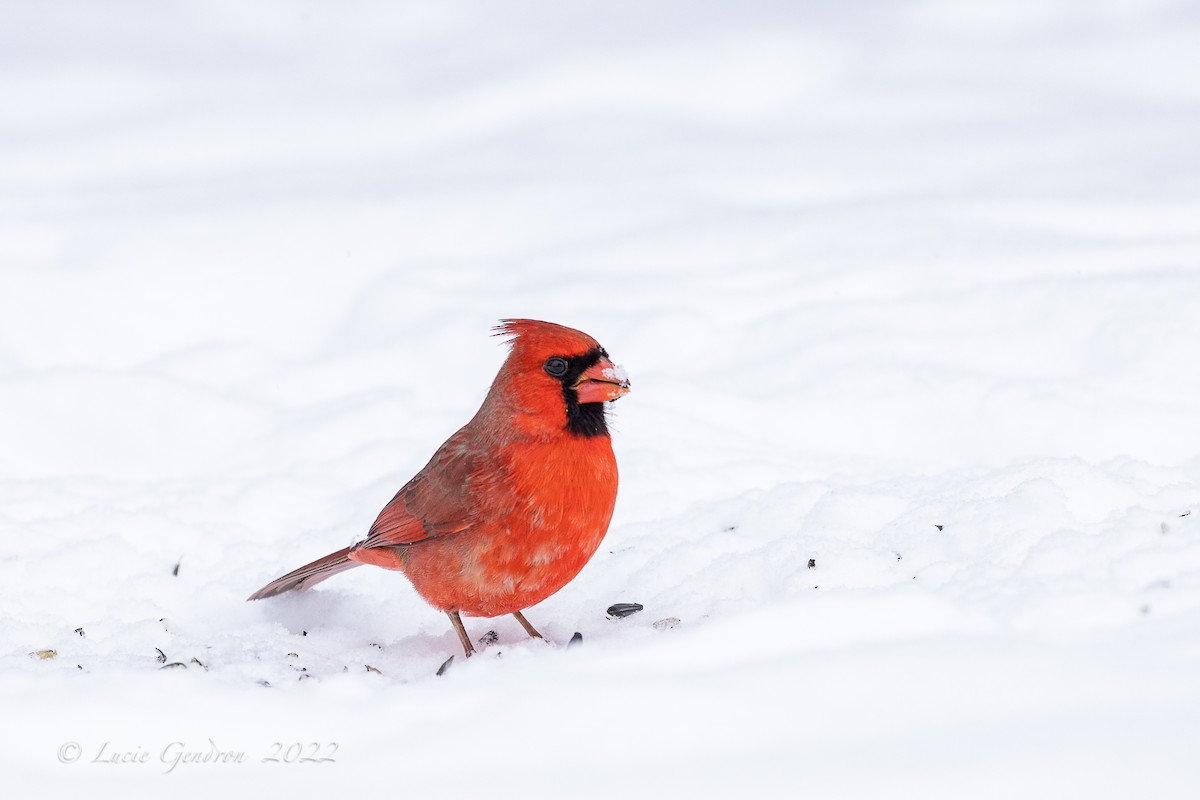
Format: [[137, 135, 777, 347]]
[[248, 319, 631, 658]]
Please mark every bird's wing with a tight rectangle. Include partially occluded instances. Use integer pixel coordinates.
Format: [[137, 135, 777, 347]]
[[355, 426, 479, 550]]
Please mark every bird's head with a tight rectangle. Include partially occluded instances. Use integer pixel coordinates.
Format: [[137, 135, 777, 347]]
[[491, 319, 631, 437]]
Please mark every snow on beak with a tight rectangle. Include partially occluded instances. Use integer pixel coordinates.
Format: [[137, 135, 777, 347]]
[[573, 356, 631, 404]]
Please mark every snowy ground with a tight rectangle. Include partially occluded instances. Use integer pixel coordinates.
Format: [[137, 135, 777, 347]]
[[4, 1, 1200, 797]]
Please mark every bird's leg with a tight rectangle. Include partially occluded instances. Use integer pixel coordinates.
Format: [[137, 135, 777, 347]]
[[447, 610, 476, 658], [511, 610, 543, 640]]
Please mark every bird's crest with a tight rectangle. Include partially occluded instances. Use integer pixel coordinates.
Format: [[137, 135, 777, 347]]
[[494, 319, 600, 355]]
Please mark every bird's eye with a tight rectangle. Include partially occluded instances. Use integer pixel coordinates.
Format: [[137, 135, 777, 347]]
[[544, 357, 568, 377]]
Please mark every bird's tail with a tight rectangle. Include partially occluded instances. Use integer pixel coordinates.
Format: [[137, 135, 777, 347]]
[[247, 547, 361, 601]]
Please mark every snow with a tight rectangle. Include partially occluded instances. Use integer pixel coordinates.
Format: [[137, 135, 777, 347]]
[[3, 0, 1200, 797], [599, 360, 630, 386]]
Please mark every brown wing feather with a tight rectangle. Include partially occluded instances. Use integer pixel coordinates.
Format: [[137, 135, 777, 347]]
[[354, 426, 480, 551]]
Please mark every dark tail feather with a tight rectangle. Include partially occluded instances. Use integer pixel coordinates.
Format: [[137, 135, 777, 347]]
[[247, 547, 361, 601]]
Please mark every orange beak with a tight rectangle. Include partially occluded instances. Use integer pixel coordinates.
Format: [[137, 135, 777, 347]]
[[573, 357, 631, 404]]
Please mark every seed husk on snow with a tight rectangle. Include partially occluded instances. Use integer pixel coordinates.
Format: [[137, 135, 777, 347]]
[[606, 602, 643, 619]]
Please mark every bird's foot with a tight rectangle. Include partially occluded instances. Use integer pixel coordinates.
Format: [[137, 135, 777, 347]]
[[446, 610, 477, 658], [511, 610, 543, 639]]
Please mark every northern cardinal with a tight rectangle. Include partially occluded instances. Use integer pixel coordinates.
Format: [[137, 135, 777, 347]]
[[248, 319, 631, 658]]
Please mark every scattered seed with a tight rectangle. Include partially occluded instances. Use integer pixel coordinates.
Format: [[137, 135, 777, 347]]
[[298, 673, 311, 681], [606, 603, 644, 619], [30, 649, 57, 660], [652, 618, 680, 630], [1181, 510, 1192, 517], [155, 648, 167, 664], [935, 525, 944, 531], [807, 558, 816, 569], [74, 627, 85, 637], [568, 632, 583, 648], [478, 630, 498, 646], [364, 664, 382, 675], [286, 652, 299, 659], [258, 680, 272, 687], [172, 557, 182, 577], [302, 631, 308, 637], [368, 642, 382, 649], [160, 662, 187, 669], [190, 657, 208, 670], [436, 656, 454, 676]]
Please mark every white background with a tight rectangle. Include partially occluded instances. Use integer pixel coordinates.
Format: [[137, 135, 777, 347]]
[[3, 1, 1199, 797]]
